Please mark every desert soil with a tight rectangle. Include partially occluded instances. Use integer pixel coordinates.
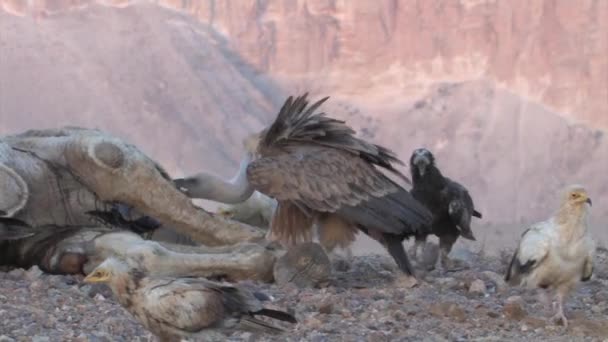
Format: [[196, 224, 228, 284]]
[[1, 243, 608, 342]]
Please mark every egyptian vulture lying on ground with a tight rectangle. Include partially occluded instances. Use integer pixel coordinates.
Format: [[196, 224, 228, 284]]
[[175, 93, 434, 280], [505, 184, 595, 328], [408, 148, 482, 270], [84, 257, 297, 341]]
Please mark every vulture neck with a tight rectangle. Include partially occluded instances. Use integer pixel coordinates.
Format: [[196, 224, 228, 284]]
[[555, 204, 589, 241], [199, 154, 255, 204], [108, 273, 139, 308], [412, 164, 445, 188]]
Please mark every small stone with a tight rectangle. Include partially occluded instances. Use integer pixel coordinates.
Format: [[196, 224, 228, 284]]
[[429, 302, 467, 322], [7, 268, 25, 279], [468, 279, 486, 294], [521, 324, 529, 332], [487, 311, 500, 318], [94, 293, 106, 302], [304, 316, 323, 329], [366, 331, 389, 342], [482, 271, 507, 291], [506, 295, 524, 304], [32, 336, 50, 342], [317, 301, 333, 314], [29, 280, 44, 290], [26, 266, 44, 281], [591, 305, 603, 313], [450, 247, 476, 263], [435, 277, 456, 286], [503, 300, 527, 321], [0, 335, 16, 342]]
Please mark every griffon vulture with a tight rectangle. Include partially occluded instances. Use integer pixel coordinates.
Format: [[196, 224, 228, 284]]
[[505, 185, 595, 327], [174, 94, 433, 278], [84, 257, 297, 341], [409, 148, 482, 270]]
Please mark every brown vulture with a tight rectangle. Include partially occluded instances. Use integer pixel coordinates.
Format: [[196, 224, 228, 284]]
[[174, 93, 433, 278], [504, 185, 595, 328]]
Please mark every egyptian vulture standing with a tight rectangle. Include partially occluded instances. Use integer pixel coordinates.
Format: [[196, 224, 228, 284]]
[[505, 184, 595, 327], [408, 148, 482, 270], [175, 94, 433, 278], [84, 257, 297, 341]]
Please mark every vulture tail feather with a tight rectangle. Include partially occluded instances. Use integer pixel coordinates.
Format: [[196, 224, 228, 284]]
[[253, 308, 297, 324]]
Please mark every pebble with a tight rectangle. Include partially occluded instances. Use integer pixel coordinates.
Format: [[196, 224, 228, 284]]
[[31, 336, 50, 342], [25, 267, 44, 281], [94, 294, 106, 302], [503, 301, 527, 321], [469, 279, 487, 294], [482, 271, 507, 291], [0, 336, 15, 342]]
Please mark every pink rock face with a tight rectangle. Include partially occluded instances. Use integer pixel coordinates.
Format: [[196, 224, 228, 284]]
[[0, 1, 606, 233]]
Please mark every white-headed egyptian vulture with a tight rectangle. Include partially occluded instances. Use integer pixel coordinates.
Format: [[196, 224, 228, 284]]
[[84, 257, 297, 341], [505, 184, 595, 327], [174, 94, 433, 278]]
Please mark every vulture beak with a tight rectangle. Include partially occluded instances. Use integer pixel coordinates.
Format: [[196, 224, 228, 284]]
[[412, 154, 430, 177], [83, 270, 110, 283], [586, 198, 592, 206]]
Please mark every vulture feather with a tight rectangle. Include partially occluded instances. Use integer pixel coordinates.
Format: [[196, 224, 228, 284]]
[[175, 93, 433, 279], [84, 257, 297, 341], [504, 184, 595, 327]]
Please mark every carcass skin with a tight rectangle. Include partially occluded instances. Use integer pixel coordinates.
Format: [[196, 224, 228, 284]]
[[0, 127, 329, 285]]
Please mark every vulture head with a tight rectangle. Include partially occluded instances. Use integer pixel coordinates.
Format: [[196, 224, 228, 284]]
[[83, 257, 130, 284], [409, 148, 436, 177], [562, 185, 592, 208]]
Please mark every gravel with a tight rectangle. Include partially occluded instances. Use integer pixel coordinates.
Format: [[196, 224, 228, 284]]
[[2, 249, 608, 341]]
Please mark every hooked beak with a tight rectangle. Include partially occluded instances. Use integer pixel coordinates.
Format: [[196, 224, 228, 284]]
[[586, 198, 592, 206], [83, 272, 109, 283], [412, 155, 430, 177]]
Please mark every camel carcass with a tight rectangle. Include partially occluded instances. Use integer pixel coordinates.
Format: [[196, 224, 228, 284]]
[[0, 127, 329, 285]]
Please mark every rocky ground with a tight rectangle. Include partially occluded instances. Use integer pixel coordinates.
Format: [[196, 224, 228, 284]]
[[1, 246, 608, 342]]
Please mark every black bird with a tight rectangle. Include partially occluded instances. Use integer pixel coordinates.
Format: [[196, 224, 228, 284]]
[[409, 148, 482, 270]]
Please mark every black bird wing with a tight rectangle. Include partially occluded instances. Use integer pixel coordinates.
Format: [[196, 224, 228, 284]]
[[444, 178, 480, 240]]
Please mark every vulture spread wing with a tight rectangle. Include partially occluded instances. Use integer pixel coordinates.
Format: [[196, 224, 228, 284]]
[[246, 148, 432, 235]]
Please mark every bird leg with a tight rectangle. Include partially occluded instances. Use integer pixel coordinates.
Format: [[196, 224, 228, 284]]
[[537, 289, 555, 313], [550, 292, 568, 328], [437, 234, 464, 272], [409, 236, 426, 262]]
